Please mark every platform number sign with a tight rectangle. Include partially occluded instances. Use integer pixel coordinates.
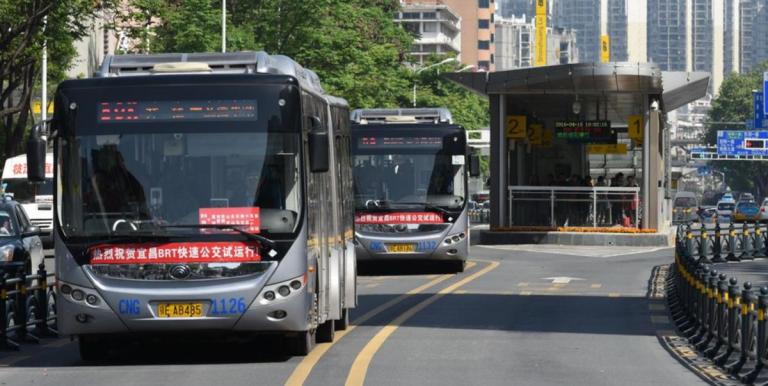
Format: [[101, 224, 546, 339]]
[[528, 124, 544, 145], [628, 114, 643, 145], [505, 115, 527, 139]]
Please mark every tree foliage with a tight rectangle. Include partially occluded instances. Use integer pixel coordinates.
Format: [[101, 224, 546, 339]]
[[706, 62, 768, 195], [0, 0, 105, 158]]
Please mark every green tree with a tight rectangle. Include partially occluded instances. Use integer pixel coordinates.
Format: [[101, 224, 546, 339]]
[[706, 62, 768, 195], [0, 0, 107, 158]]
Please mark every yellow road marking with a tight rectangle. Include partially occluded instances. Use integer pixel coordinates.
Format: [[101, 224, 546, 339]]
[[590, 284, 602, 289], [517, 282, 529, 287], [283, 262, 476, 386], [608, 292, 621, 297], [553, 283, 566, 288], [650, 315, 670, 324], [520, 291, 533, 296], [344, 261, 500, 386], [648, 303, 666, 311]]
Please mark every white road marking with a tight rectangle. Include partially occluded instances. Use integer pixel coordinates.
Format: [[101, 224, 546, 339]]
[[543, 276, 584, 284]]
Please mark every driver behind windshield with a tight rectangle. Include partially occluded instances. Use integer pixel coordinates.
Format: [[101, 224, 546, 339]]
[[88, 145, 150, 219]]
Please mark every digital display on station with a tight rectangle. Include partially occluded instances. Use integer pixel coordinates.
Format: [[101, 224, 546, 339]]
[[357, 136, 443, 149], [745, 139, 766, 149], [554, 120, 616, 144], [97, 100, 257, 123]]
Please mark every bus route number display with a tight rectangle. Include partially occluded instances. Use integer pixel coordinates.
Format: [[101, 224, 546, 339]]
[[357, 136, 442, 149], [554, 120, 615, 143], [98, 99, 257, 123]]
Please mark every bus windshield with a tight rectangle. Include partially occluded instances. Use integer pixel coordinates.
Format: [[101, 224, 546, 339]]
[[352, 129, 466, 210], [60, 131, 302, 238]]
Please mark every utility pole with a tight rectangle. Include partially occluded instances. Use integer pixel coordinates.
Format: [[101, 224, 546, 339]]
[[42, 16, 48, 123], [222, 0, 227, 53]]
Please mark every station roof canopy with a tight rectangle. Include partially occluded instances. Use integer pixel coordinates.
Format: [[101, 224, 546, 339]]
[[443, 62, 710, 114]]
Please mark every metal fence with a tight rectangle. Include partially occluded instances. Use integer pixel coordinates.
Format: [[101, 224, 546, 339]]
[[507, 186, 640, 228], [671, 222, 768, 383], [1, 262, 57, 350]]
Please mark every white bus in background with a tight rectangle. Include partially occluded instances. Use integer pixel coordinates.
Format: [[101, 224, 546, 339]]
[[1, 153, 53, 246]]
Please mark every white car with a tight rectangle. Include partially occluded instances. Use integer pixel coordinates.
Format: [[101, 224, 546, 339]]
[[1, 153, 53, 246], [760, 198, 768, 222], [717, 200, 736, 223]]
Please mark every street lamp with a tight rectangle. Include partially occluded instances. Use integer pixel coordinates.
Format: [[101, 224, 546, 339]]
[[412, 57, 457, 107], [222, 0, 227, 53]]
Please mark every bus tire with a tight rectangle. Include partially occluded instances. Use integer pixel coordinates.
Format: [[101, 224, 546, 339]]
[[285, 330, 315, 356], [334, 308, 349, 331], [449, 260, 466, 273], [316, 319, 335, 343], [79, 336, 108, 362]]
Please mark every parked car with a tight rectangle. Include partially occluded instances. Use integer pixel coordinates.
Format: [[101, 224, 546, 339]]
[[733, 200, 761, 222], [673, 192, 699, 223]]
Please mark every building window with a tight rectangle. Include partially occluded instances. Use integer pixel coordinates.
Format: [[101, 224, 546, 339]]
[[478, 40, 490, 50], [478, 60, 491, 70], [422, 12, 436, 19], [423, 22, 438, 33], [491, 33, 494, 43], [491, 54, 495, 64], [479, 19, 490, 29], [402, 12, 420, 19], [479, 0, 490, 8], [403, 22, 420, 36]]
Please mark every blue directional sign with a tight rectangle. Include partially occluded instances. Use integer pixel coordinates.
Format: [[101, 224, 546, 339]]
[[717, 130, 768, 157], [755, 91, 766, 129]]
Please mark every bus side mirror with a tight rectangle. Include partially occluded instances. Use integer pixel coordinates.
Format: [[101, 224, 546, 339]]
[[26, 124, 47, 183], [308, 117, 329, 173], [469, 154, 481, 177]]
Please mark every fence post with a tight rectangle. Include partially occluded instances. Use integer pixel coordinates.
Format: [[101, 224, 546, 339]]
[[34, 263, 52, 337], [705, 273, 728, 357], [686, 223, 695, 259], [695, 269, 719, 349], [712, 222, 724, 262], [728, 222, 739, 261], [726, 282, 755, 375], [690, 265, 711, 342], [742, 223, 754, 260], [550, 189, 555, 227], [715, 277, 740, 366], [592, 190, 597, 228], [741, 286, 768, 383], [755, 224, 765, 258], [699, 227, 711, 264]]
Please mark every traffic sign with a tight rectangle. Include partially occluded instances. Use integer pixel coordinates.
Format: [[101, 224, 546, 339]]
[[505, 115, 527, 139], [717, 130, 768, 157], [528, 123, 543, 145], [628, 114, 643, 145], [754, 91, 765, 129]]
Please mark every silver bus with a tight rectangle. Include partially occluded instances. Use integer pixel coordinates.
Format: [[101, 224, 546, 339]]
[[26, 52, 356, 358], [350, 108, 479, 272]]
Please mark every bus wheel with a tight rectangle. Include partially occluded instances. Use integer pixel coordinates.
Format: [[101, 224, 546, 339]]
[[316, 319, 335, 343], [334, 308, 349, 331], [449, 260, 466, 273], [285, 330, 315, 356], [79, 336, 108, 362]]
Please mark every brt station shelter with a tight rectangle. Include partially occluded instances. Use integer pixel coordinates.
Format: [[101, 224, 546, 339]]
[[445, 63, 709, 232]]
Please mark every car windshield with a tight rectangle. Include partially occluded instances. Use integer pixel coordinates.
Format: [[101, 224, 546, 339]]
[[674, 197, 697, 207], [352, 130, 466, 210], [0, 210, 17, 236], [59, 131, 302, 238], [2, 179, 53, 203]]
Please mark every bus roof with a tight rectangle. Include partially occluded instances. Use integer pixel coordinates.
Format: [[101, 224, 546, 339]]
[[96, 52, 346, 107], [351, 108, 452, 124], [2, 153, 53, 179]]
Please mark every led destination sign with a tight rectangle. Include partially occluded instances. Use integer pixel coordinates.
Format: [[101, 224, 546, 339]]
[[98, 99, 257, 123], [357, 136, 443, 149], [555, 120, 616, 144]]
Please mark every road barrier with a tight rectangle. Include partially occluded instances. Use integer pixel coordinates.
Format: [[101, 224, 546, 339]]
[[0, 262, 57, 350], [670, 222, 768, 383]]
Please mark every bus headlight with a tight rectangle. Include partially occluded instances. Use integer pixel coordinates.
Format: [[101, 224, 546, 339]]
[[0, 245, 14, 262], [444, 233, 466, 245]]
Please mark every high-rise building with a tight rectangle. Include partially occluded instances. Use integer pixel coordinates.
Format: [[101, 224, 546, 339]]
[[395, 3, 462, 65], [495, 15, 578, 70], [498, 0, 535, 18], [740, 0, 768, 73], [400, 0, 497, 71], [553, 0, 601, 62]]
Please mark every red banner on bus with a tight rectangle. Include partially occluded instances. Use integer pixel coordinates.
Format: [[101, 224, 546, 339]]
[[199, 207, 260, 233], [89, 242, 260, 264], [354, 212, 443, 224]]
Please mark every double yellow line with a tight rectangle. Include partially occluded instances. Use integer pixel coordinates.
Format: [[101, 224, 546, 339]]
[[284, 260, 499, 386]]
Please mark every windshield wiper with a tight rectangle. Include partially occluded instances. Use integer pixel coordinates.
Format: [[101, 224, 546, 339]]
[[158, 224, 277, 249]]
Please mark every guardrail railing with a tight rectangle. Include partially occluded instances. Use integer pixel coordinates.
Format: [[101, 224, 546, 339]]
[[1, 262, 57, 350], [507, 186, 640, 228], [670, 221, 768, 383]]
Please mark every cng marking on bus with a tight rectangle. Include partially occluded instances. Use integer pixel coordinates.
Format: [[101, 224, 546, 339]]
[[283, 261, 476, 386], [344, 260, 500, 386]]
